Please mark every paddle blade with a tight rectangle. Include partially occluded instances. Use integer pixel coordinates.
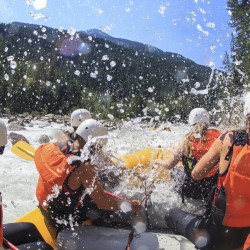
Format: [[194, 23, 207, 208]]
[[11, 141, 36, 161]]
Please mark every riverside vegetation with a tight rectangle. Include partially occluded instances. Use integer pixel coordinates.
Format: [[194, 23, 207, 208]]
[[0, 0, 249, 126]]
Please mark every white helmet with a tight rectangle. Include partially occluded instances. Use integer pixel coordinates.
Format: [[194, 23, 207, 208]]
[[188, 108, 210, 126], [76, 119, 108, 145], [0, 119, 7, 147], [70, 109, 92, 127], [244, 92, 250, 117]]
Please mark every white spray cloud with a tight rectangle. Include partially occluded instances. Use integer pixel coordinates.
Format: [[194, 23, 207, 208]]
[[27, 0, 47, 10], [196, 24, 209, 36]]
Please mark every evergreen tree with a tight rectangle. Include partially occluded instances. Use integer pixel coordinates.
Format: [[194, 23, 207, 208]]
[[227, 0, 250, 80], [221, 51, 232, 72]]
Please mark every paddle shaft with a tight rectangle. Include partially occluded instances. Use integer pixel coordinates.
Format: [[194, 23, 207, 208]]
[[104, 190, 130, 202], [3, 238, 19, 250]]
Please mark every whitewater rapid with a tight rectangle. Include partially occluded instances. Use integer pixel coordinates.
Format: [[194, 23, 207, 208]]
[[0, 118, 203, 224]]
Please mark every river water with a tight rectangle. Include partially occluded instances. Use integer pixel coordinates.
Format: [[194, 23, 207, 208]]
[[0, 118, 203, 227]]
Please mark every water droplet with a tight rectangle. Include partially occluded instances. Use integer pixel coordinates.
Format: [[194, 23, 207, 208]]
[[120, 202, 132, 212], [7, 56, 14, 61], [4, 74, 9, 81], [10, 61, 17, 69], [110, 61, 116, 67], [102, 55, 109, 60], [68, 27, 76, 36], [148, 87, 154, 92], [74, 70, 80, 76], [107, 75, 112, 81], [108, 114, 114, 120]]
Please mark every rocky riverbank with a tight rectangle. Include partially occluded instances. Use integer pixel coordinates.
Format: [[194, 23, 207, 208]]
[[0, 113, 118, 131]]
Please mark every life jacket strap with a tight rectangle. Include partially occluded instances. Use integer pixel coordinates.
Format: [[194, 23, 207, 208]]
[[125, 229, 134, 250], [225, 131, 248, 160]]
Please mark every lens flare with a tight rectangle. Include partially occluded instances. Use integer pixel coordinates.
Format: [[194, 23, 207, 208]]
[[56, 37, 92, 57]]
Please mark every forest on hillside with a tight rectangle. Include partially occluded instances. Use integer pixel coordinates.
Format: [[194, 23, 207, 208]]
[[0, 0, 249, 125]]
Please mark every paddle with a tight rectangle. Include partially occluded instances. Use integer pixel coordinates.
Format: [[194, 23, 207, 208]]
[[11, 141, 36, 161]]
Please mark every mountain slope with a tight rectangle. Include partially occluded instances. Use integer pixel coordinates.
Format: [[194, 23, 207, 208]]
[[0, 21, 220, 121]]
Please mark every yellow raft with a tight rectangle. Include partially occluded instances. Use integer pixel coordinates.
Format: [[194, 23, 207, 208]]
[[16, 208, 57, 249], [120, 147, 175, 181]]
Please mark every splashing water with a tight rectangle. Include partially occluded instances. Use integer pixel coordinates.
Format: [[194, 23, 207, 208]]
[[0, 119, 204, 225]]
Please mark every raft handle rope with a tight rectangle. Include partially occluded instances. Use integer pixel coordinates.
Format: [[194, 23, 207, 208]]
[[125, 228, 134, 250], [142, 180, 153, 229], [125, 181, 153, 250], [1, 193, 20, 250]]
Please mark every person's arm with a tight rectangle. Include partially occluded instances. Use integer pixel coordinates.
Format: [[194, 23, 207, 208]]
[[73, 162, 141, 213], [154, 139, 185, 170], [191, 136, 222, 180]]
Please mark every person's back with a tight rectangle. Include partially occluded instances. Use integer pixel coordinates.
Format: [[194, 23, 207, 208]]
[[155, 108, 221, 201], [180, 116, 221, 200]]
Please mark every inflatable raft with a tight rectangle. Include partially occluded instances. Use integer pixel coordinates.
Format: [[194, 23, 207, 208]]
[[16, 207, 195, 250], [57, 225, 194, 250], [11, 142, 192, 249]]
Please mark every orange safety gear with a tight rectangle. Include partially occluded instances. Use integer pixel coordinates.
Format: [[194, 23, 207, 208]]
[[188, 128, 221, 177], [223, 136, 250, 227], [212, 131, 250, 227], [180, 129, 221, 201], [35, 142, 76, 209]]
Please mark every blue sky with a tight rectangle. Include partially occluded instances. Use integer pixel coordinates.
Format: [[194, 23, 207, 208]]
[[0, 0, 232, 68]]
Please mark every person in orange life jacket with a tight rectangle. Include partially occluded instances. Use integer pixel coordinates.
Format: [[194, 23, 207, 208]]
[[0, 119, 52, 250], [35, 118, 142, 233], [155, 108, 221, 201], [64, 109, 119, 190], [165, 93, 250, 250]]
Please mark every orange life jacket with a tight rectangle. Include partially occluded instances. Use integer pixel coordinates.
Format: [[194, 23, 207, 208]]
[[180, 129, 220, 201], [244, 234, 250, 250], [187, 128, 221, 177], [222, 133, 250, 227], [35, 142, 76, 209]]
